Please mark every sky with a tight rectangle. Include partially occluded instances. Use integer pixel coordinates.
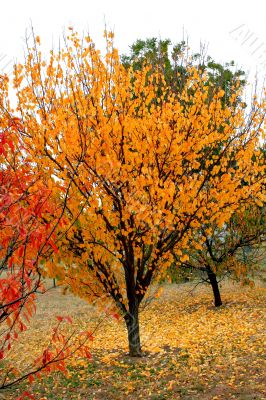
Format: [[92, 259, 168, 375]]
[[1, 0, 266, 91]]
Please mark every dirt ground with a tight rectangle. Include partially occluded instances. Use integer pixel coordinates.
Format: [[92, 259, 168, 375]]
[[1, 280, 266, 399]]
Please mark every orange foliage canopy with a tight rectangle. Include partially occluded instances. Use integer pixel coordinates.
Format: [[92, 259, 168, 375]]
[[12, 31, 266, 355]]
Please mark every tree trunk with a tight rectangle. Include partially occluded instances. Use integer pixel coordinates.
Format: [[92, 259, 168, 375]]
[[125, 300, 142, 357], [207, 269, 222, 307]]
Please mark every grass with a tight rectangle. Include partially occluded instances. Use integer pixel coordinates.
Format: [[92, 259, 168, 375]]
[[1, 280, 266, 400]]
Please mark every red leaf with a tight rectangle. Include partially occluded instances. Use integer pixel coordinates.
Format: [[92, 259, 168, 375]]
[[87, 331, 94, 341], [48, 240, 59, 253], [16, 391, 35, 400], [64, 316, 73, 324], [7, 139, 15, 152], [20, 226, 26, 236], [111, 312, 120, 321], [0, 350, 4, 360], [18, 246, 24, 257], [19, 322, 27, 332], [8, 256, 14, 268], [85, 349, 92, 359], [0, 144, 5, 156]]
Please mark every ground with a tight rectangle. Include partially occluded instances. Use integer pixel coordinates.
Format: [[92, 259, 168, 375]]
[[1, 281, 266, 399]]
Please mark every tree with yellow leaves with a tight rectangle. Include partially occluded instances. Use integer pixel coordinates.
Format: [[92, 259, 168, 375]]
[[12, 29, 265, 356]]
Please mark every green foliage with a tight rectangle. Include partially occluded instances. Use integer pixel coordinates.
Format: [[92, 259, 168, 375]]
[[171, 205, 266, 292], [122, 37, 246, 106]]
